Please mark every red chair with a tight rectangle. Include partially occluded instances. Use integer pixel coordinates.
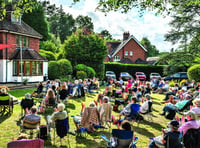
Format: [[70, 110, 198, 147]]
[[7, 138, 44, 148]]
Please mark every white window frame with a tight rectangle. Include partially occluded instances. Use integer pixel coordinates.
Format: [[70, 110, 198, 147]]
[[114, 56, 120, 62], [125, 51, 128, 56], [130, 51, 133, 56]]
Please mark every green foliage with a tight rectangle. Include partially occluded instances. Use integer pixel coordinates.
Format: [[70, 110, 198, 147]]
[[39, 40, 58, 53], [100, 29, 112, 40], [105, 62, 165, 79], [74, 64, 96, 78], [22, 2, 49, 41], [39, 49, 56, 61], [76, 71, 87, 80], [140, 37, 159, 57], [188, 64, 200, 82], [48, 61, 59, 80], [75, 15, 94, 31], [62, 29, 107, 79], [57, 59, 73, 77], [87, 66, 96, 78]]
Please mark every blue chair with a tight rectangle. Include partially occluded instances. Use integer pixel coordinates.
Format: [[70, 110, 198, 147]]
[[128, 104, 141, 121], [100, 129, 138, 148]]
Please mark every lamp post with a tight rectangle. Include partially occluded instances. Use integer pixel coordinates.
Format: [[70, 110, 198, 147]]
[[20, 37, 23, 84]]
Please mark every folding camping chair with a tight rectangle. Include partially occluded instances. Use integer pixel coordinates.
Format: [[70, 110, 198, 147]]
[[7, 139, 44, 148], [100, 129, 138, 148], [0, 95, 13, 116], [127, 103, 143, 124], [20, 119, 40, 136]]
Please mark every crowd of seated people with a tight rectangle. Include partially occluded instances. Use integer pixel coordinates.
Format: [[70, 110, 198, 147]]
[[7, 75, 200, 147]]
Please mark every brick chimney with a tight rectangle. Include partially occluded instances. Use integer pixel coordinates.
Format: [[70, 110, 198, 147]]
[[123, 32, 130, 41]]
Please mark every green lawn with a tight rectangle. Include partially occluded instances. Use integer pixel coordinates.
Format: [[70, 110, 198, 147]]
[[0, 88, 171, 148]]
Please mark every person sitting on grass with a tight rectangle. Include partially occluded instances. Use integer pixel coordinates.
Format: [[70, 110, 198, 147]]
[[59, 84, 69, 102], [149, 120, 182, 148], [31, 82, 43, 97]]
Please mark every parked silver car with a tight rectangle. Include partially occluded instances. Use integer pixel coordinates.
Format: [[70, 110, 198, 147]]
[[150, 73, 161, 80]]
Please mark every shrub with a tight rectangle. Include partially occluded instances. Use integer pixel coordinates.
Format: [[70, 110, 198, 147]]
[[39, 49, 56, 61], [76, 71, 87, 80], [74, 64, 96, 78], [87, 66, 96, 78], [180, 79, 187, 86], [48, 61, 59, 80], [169, 80, 175, 87], [104, 62, 165, 80], [57, 59, 73, 77], [188, 64, 200, 82]]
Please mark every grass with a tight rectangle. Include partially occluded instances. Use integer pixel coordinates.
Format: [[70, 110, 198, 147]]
[[0, 88, 172, 148]]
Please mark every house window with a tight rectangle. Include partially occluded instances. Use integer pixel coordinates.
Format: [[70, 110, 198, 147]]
[[16, 35, 19, 46], [130, 51, 133, 56], [114, 56, 120, 62], [23, 36, 26, 47], [13, 61, 17, 75], [26, 37, 29, 47], [13, 61, 43, 76], [125, 51, 128, 56], [20, 36, 22, 46]]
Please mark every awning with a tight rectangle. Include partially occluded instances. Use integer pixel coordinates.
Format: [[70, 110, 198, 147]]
[[0, 44, 15, 50]]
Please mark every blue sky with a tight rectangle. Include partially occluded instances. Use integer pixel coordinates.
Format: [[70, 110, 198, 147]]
[[48, 0, 176, 52]]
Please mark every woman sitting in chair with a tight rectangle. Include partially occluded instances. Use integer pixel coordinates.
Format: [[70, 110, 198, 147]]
[[99, 96, 112, 125], [42, 89, 56, 106], [139, 94, 152, 114], [20, 93, 34, 115], [50, 103, 67, 123], [59, 84, 69, 102], [111, 120, 135, 148]]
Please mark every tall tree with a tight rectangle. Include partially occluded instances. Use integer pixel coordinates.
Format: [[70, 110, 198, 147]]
[[0, 0, 36, 20], [75, 15, 94, 31], [100, 29, 113, 40], [22, 3, 49, 41], [61, 29, 107, 79], [140, 37, 159, 57]]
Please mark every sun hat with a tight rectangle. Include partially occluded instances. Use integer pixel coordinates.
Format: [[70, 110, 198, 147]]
[[25, 93, 31, 99], [0, 88, 7, 94], [184, 111, 197, 120]]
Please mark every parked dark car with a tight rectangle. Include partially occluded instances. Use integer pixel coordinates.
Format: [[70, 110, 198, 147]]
[[120, 72, 133, 81], [105, 71, 116, 81], [163, 72, 188, 81]]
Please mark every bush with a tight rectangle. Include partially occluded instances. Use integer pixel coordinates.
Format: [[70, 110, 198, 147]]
[[57, 59, 73, 77], [104, 62, 165, 80], [74, 64, 96, 78], [76, 71, 87, 80], [169, 80, 175, 87], [48, 61, 59, 80], [188, 64, 200, 82], [86, 66, 96, 78], [180, 79, 187, 86], [39, 49, 56, 61]]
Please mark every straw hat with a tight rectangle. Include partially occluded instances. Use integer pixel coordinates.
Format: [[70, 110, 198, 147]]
[[184, 111, 197, 120]]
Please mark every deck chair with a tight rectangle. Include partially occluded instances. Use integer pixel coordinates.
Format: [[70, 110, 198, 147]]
[[21, 119, 40, 136], [43, 98, 57, 112], [0, 94, 13, 116], [54, 117, 70, 145], [100, 129, 138, 148], [7, 138, 44, 148], [141, 101, 153, 121]]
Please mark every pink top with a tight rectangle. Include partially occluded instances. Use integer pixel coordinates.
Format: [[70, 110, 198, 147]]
[[191, 107, 200, 114], [179, 120, 199, 135]]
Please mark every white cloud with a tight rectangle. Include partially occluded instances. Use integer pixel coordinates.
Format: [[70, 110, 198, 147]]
[[48, 0, 176, 52]]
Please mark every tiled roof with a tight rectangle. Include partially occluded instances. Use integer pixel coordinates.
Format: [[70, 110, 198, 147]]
[[133, 58, 148, 64], [0, 18, 42, 39], [107, 42, 121, 56], [120, 57, 134, 64], [10, 49, 46, 60]]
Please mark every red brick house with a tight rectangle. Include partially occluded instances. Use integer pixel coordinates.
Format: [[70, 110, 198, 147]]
[[104, 32, 147, 64], [0, 6, 48, 83]]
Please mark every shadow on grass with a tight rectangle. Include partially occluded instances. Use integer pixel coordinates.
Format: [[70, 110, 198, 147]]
[[140, 120, 166, 131], [0, 114, 11, 123], [132, 125, 155, 137]]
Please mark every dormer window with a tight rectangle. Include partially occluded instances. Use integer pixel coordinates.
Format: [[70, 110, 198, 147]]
[[11, 13, 21, 25]]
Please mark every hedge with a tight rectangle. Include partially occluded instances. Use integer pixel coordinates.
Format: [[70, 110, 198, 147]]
[[104, 62, 165, 80], [57, 59, 73, 77], [48, 61, 59, 80], [188, 64, 200, 82], [76, 71, 87, 80], [74, 64, 96, 78]]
